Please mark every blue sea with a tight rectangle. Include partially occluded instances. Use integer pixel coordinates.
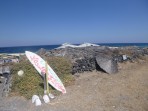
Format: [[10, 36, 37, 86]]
[[0, 43, 148, 53]]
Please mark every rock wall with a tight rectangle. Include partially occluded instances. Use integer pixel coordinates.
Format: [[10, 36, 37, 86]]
[[40, 46, 148, 74]]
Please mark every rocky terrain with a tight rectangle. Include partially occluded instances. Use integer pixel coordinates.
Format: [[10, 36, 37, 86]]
[[0, 57, 148, 111], [37, 46, 148, 74], [0, 46, 148, 111]]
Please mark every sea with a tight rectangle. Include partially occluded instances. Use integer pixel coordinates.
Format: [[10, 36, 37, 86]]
[[0, 43, 148, 54]]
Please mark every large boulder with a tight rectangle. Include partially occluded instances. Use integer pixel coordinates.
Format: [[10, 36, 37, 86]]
[[96, 55, 118, 74]]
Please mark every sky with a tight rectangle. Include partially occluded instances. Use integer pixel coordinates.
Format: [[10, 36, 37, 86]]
[[0, 0, 148, 47]]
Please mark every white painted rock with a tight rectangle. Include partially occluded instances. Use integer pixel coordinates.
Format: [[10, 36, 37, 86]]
[[43, 95, 50, 103], [32, 95, 39, 103], [123, 55, 127, 60], [17, 70, 24, 76], [35, 98, 42, 106]]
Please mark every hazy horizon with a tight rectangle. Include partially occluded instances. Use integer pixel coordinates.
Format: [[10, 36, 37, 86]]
[[0, 0, 148, 47]]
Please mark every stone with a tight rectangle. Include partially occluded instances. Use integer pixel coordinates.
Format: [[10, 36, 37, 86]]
[[37, 46, 148, 74], [35, 98, 42, 106], [48, 93, 55, 99], [18, 70, 24, 76], [32, 95, 39, 103], [96, 55, 118, 74], [0, 59, 4, 65], [36, 48, 47, 56], [2, 66, 10, 74], [72, 57, 96, 74], [43, 95, 50, 103], [123, 55, 127, 60]]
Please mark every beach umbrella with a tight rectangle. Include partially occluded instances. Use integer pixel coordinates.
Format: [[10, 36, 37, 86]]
[[25, 51, 66, 94]]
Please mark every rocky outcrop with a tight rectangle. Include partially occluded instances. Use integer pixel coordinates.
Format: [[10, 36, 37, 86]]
[[47, 46, 113, 60], [38, 46, 148, 74]]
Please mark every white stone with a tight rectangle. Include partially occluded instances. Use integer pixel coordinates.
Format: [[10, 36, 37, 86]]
[[48, 93, 55, 99], [35, 98, 42, 106], [123, 55, 127, 60], [43, 95, 50, 103], [17, 70, 24, 76], [32, 95, 39, 103]]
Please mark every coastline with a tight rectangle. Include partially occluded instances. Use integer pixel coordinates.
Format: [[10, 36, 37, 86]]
[[0, 43, 148, 54], [0, 53, 25, 56]]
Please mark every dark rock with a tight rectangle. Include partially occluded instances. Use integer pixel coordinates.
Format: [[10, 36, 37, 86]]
[[96, 55, 118, 74], [113, 55, 124, 62], [113, 54, 132, 63], [4, 59, 12, 63], [72, 57, 96, 74]]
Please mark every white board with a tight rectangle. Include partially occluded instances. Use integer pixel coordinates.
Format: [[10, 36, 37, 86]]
[[25, 51, 66, 94]]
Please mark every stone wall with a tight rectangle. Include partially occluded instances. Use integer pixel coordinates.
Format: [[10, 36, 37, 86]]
[[38, 46, 148, 74]]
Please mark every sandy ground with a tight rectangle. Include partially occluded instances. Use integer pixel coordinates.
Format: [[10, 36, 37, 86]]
[[0, 59, 148, 111]]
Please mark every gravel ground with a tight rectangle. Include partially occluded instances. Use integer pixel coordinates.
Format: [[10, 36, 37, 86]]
[[0, 59, 148, 111]]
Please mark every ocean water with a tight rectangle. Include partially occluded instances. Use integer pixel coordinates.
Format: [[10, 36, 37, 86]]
[[0, 45, 60, 53], [97, 43, 148, 48], [0, 43, 148, 53]]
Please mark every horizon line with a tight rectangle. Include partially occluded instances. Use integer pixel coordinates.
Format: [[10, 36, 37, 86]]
[[0, 42, 148, 48]]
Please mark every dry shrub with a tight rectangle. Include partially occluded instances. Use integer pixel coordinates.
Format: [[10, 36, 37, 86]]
[[47, 56, 74, 86]]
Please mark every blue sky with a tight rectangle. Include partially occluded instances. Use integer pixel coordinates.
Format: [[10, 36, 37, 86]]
[[0, 0, 148, 47]]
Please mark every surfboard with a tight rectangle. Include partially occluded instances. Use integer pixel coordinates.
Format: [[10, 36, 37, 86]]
[[25, 51, 66, 94]]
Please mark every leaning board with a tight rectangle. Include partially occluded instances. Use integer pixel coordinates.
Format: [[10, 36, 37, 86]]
[[25, 51, 66, 94]]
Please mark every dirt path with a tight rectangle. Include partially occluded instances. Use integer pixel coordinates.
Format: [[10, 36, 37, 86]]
[[0, 60, 148, 111]]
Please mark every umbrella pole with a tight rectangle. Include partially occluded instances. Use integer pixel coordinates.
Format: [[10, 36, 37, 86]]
[[45, 61, 49, 94], [43, 72, 47, 94]]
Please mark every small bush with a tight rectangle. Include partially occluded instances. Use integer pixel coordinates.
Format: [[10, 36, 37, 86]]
[[11, 56, 74, 99]]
